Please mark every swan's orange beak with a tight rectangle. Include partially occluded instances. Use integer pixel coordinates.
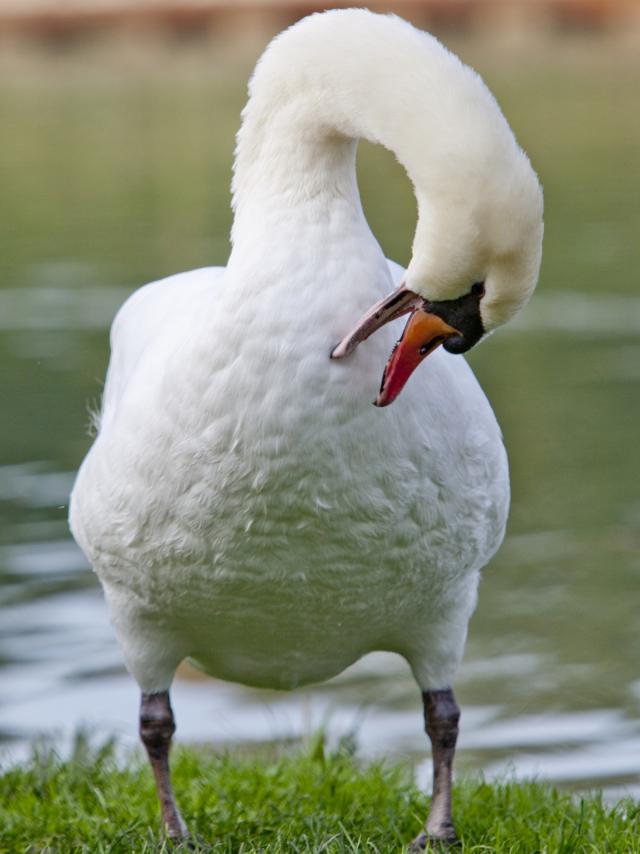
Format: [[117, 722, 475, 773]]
[[331, 284, 460, 406], [374, 307, 459, 406]]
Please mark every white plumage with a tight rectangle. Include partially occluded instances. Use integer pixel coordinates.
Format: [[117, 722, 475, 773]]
[[69, 9, 542, 847]]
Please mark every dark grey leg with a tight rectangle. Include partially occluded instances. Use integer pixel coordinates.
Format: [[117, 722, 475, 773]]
[[139, 691, 189, 839], [410, 688, 460, 850]]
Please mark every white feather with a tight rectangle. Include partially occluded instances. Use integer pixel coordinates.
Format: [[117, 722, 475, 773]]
[[69, 10, 541, 697]]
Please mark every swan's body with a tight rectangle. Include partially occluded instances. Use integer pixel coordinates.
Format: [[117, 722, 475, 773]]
[[69, 9, 542, 847], [71, 260, 507, 692]]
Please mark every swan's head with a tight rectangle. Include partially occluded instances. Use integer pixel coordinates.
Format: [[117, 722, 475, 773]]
[[406, 146, 544, 345], [332, 118, 543, 406]]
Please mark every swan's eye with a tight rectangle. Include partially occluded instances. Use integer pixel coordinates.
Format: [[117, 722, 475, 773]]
[[471, 282, 485, 297]]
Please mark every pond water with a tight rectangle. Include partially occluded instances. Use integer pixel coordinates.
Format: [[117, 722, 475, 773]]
[[1, 43, 639, 798]]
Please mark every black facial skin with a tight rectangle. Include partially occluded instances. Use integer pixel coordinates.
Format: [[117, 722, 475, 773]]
[[423, 282, 485, 354]]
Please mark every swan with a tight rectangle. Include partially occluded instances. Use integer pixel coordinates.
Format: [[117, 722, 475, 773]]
[[69, 9, 543, 849]]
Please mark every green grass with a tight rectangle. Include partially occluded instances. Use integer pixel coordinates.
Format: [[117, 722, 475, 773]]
[[1, 736, 638, 853]]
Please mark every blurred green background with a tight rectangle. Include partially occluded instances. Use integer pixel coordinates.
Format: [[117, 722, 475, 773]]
[[1, 9, 639, 793]]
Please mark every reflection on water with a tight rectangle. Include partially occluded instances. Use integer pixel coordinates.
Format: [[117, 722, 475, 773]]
[[1, 46, 639, 799]]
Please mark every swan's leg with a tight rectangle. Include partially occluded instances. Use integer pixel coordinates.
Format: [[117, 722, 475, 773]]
[[139, 691, 189, 839], [411, 688, 460, 850]]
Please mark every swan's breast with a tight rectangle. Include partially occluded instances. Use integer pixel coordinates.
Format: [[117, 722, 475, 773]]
[[73, 324, 507, 598]]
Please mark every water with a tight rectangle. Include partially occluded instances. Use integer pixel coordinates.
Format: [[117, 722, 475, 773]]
[[1, 43, 639, 798]]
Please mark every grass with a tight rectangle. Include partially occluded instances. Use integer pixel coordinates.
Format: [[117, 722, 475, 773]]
[[1, 735, 638, 853]]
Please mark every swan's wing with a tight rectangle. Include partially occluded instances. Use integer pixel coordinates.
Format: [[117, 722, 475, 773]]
[[99, 267, 224, 433]]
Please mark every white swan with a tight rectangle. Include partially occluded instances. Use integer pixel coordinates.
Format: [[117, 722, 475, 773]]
[[69, 9, 543, 849]]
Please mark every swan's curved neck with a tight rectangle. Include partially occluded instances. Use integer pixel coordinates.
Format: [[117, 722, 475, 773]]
[[232, 119, 362, 243], [229, 10, 515, 286]]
